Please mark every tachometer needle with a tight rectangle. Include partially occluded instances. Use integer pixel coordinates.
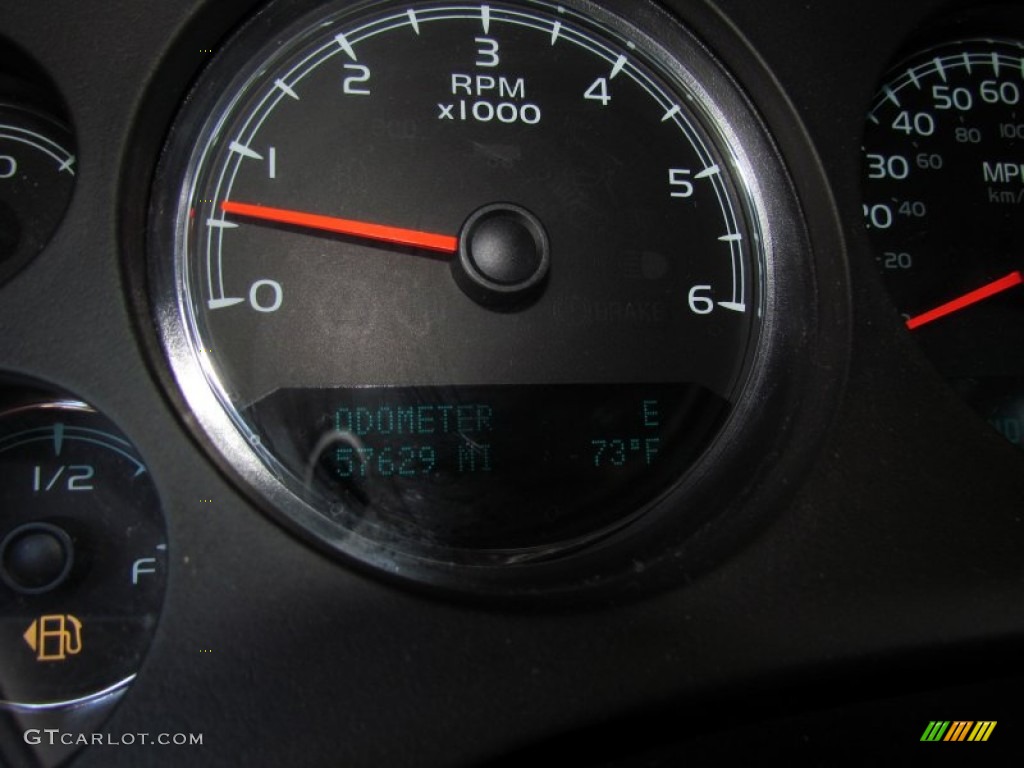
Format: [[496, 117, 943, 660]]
[[221, 200, 459, 254], [906, 270, 1023, 330]]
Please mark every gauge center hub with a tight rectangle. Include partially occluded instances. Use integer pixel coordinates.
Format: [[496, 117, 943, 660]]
[[455, 203, 550, 309], [0, 522, 74, 594]]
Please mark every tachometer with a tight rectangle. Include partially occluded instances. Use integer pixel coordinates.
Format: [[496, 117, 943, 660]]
[[147, 0, 823, 593]]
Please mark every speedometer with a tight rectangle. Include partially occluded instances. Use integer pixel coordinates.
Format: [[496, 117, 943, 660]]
[[863, 38, 1024, 447], [147, 0, 826, 593]]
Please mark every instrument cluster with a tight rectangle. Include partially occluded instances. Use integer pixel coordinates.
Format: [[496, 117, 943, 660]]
[[1, 1, 1022, 765]]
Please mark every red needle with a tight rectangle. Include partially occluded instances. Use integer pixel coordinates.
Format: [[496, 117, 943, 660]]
[[221, 200, 459, 255], [906, 270, 1023, 330]]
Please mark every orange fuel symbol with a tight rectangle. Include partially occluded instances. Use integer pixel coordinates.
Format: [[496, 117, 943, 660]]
[[23, 614, 83, 661]]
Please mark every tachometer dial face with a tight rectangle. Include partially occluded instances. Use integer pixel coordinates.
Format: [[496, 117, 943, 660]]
[[149, 0, 795, 585], [862, 38, 1024, 447]]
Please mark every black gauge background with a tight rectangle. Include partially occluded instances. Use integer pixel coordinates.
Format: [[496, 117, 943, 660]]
[[2, 0, 1024, 766]]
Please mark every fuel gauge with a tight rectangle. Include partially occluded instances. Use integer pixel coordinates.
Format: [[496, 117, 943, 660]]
[[0, 387, 167, 767], [0, 396, 166, 707]]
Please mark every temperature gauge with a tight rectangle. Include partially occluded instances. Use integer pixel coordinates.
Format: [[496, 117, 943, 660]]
[[0, 103, 76, 286]]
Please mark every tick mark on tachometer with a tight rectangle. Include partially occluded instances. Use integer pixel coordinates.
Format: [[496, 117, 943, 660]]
[[610, 55, 628, 79], [550, 20, 562, 45], [228, 141, 263, 160], [334, 32, 357, 60], [718, 302, 747, 313], [208, 297, 245, 310], [274, 79, 299, 99]]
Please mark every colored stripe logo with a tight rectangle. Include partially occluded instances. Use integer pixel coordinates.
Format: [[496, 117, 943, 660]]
[[920, 721, 996, 742]]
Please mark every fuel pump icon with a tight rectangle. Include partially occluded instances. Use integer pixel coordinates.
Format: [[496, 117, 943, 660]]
[[23, 614, 83, 661]]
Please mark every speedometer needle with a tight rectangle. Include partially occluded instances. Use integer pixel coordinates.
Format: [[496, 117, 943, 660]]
[[221, 200, 459, 255], [906, 270, 1023, 330]]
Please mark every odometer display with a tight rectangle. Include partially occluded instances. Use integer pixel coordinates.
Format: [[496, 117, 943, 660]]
[[149, 0, 786, 580], [252, 383, 724, 550]]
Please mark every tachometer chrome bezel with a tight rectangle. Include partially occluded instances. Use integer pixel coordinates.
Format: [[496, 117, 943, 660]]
[[144, 0, 845, 598]]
